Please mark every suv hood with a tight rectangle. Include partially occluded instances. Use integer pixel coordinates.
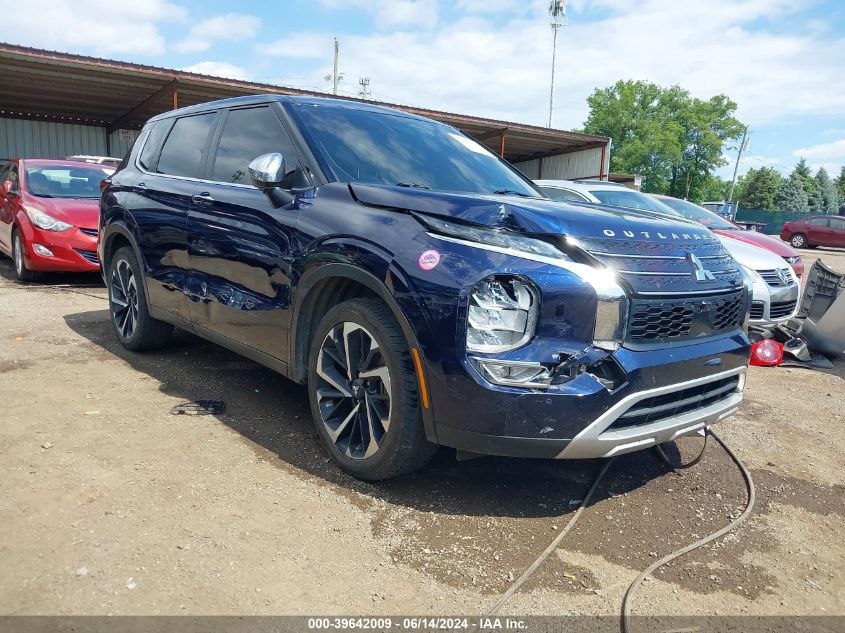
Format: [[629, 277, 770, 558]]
[[351, 183, 705, 245], [351, 184, 744, 295]]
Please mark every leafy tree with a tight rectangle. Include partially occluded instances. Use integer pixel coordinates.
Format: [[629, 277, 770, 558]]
[[582, 80, 743, 197], [814, 167, 839, 214], [738, 167, 782, 210], [792, 158, 817, 208], [834, 166, 845, 208], [776, 173, 809, 212], [698, 175, 730, 204]]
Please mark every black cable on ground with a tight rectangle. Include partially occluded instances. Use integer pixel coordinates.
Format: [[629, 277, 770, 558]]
[[653, 428, 709, 469], [620, 429, 756, 633], [484, 457, 617, 616]]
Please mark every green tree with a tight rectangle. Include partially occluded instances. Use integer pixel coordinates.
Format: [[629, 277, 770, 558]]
[[582, 80, 743, 196], [792, 158, 817, 208], [738, 167, 782, 210], [814, 167, 838, 214], [833, 166, 845, 209], [698, 174, 729, 203], [776, 173, 809, 212]]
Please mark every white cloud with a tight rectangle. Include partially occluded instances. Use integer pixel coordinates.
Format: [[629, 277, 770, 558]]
[[182, 61, 253, 81], [175, 13, 261, 53], [2, 0, 186, 55], [257, 33, 329, 59], [259, 0, 845, 133], [317, 0, 439, 30], [455, 0, 523, 12], [794, 138, 845, 161]]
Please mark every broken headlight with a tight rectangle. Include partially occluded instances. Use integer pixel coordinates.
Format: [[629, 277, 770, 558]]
[[466, 276, 538, 353]]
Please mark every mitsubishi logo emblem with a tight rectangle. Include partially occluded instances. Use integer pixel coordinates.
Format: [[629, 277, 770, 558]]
[[686, 253, 716, 282]]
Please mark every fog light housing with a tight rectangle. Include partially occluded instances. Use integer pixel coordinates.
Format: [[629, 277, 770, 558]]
[[466, 277, 538, 353], [33, 243, 53, 257], [471, 357, 552, 389]]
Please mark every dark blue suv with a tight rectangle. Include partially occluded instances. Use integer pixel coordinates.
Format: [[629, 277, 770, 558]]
[[99, 95, 751, 480]]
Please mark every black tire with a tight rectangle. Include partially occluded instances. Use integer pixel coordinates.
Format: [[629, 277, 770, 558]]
[[108, 246, 173, 351], [12, 229, 40, 282], [790, 233, 807, 249], [307, 298, 436, 480]]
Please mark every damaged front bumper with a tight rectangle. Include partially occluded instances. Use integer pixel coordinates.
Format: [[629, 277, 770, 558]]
[[431, 333, 750, 460]]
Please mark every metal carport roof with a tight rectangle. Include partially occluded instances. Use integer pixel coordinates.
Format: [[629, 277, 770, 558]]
[[0, 42, 609, 166]]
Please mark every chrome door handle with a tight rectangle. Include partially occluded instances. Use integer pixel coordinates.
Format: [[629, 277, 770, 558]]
[[191, 192, 214, 205]]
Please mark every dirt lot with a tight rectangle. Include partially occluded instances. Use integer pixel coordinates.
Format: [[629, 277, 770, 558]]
[[0, 247, 843, 619]]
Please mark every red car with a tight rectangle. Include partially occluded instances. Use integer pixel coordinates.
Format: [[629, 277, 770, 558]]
[[0, 159, 111, 281], [654, 195, 804, 278], [780, 216, 845, 250]]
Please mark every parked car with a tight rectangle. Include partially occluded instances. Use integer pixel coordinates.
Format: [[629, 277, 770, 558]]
[[100, 95, 751, 480], [536, 179, 681, 216], [653, 195, 804, 278], [780, 216, 845, 249], [0, 159, 109, 280], [65, 155, 122, 168], [716, 237, 800, 325]]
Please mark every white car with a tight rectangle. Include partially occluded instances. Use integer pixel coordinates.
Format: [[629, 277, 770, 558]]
[[718, 237, 800, 325], [535, 179, 799, 326], [535, 179, 679, 216]]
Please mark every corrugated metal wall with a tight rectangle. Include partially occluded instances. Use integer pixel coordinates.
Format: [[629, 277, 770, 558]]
[[0, 118, 109, 160], [515, 146, 607, 181], [108, 129, 139, 160]]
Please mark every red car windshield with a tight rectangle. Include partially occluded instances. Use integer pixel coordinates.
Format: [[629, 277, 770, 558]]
[[657, 197, 736, 230], [25, 164, 112, 200]]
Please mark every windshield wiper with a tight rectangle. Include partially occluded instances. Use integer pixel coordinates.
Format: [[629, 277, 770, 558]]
[[492, 189, 531, 197], [396, 182, 430, 190]]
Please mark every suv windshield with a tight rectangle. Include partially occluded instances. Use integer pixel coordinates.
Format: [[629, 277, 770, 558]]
[[589, 188, 680, 215], [25, 164, 111, 199], [658, 197, 736, 230], [293, 104, 538, 197]]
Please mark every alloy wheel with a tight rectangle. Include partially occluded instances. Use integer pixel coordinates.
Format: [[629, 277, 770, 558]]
[[315, 322, 392, 460], [110, 259, 139, 340]]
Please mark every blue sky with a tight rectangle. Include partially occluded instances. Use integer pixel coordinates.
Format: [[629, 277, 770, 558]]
[[6, 0, 845, 179]]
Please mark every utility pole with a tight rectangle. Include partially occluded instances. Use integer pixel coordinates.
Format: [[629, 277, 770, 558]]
[[727, 126, 749, 204], [324, 38, 344, 95], [358, 77, 371, 99], [548, 1, 567, 128]]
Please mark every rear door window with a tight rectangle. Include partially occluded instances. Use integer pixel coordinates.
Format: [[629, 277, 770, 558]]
[[156, 112, 217, 178], [209, 106, 307, 188], [808, 218, 829, 226]]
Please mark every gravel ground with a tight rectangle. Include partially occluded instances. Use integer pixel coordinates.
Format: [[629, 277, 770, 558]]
[[0, 246, 842, 619]]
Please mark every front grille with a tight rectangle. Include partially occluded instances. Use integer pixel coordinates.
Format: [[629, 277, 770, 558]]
[[578, 237, 744, 295], [627, 290, 745, 343], [758, 268, 791, 287], [74, 248, 100, 265], [608, 376, 741, 430], [750, 301, 764, 319], [78, 227, 98, 237], [769, 299, 797, 319]]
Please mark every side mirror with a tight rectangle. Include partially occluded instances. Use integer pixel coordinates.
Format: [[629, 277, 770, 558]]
[[2, 180, 15, 195], [248, 153, 294, 208], [248, 153, 286, 190]]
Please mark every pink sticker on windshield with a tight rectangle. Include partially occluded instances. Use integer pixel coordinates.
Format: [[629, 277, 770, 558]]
[[418, 249, 441, 271]]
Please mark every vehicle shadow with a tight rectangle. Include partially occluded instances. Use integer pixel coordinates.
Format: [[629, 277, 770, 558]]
[[0, 258, 103, 286], [63, 306, 688, 520]]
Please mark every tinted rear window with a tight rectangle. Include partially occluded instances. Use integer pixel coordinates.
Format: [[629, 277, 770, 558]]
[[156, 113, 216, 178]]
